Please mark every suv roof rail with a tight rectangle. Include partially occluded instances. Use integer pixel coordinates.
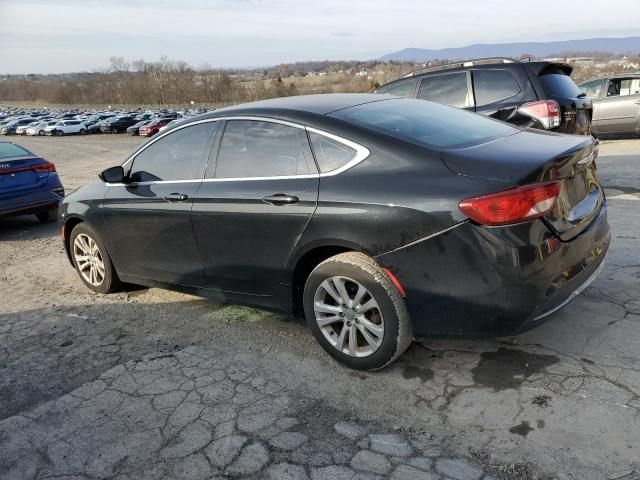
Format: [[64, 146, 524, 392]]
[[401, 57, 522, 78]]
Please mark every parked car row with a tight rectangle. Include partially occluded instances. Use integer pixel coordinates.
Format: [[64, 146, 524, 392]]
[[0, 107, 212, 137]]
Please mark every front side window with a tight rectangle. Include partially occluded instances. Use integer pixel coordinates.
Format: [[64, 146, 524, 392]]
[[417, 72, 470, 107], [214, 120, 316, 179], [607, 78, 637, 97], [129, 122, 217, 182], [473, 69, 521, 106], [579, 79, 605, 98], [376, 78, 419, 98]]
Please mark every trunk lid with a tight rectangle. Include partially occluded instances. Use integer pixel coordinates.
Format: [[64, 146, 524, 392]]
[[441, 130, 602, 241], [0, 156, 51, 194]]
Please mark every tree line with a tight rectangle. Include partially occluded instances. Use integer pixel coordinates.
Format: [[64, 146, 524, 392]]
[[0, 57, 417, 107]]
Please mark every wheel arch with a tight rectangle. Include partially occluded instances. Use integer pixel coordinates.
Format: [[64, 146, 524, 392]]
[[289, 241, 368, 317], [62, 215, 84, 265]]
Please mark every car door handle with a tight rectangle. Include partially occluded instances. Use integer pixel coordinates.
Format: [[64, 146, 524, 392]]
[[262, 194, 299, 205], [163, 193, 188, 202]]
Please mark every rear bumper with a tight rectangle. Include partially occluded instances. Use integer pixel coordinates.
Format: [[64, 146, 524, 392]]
[[377, 203, 610, 337], [0, 183, 64, 219]]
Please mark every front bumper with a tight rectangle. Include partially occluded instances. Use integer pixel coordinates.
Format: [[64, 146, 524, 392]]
[[376, 203, 610, 337]]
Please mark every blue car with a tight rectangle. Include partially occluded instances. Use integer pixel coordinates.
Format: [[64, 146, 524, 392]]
[[0, 141, 64, 222]]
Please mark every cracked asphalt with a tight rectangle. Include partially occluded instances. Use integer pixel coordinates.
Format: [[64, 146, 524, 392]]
[[1, 135, 639, 480]]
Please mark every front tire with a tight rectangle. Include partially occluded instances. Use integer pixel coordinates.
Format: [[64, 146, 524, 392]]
[[56, 130, 64, 136], [111, 127, 118, 134], [303, 252, 412, 370], [70, 223, 120, 294], [79, 129, 87, 135], [38, 130, 45, 136]]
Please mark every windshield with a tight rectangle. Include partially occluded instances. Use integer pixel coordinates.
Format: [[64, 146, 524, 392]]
[[329, 98, 517, 149]]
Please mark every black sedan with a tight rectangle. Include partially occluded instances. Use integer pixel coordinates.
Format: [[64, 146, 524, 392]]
[[59, 94, 610, 370]]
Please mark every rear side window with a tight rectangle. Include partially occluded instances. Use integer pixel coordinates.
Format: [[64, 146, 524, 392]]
[[539, 73, 582, 98], [130, 122, 217, 182], [473, 70, 521, 106], [215, 120, 316, 179], [308, 132, 357, 173], [417, 72, 470, 107], [580, 79, 605, 98], [0, 143, 30, 159], [330, 98, 516, 149], [376, 78, 418, 98]]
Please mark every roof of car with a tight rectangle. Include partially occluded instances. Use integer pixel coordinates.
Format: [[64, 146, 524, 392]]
[[207, 93, 391, 117]]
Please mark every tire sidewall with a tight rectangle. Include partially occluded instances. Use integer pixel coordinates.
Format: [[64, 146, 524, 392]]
[[303, 257, 405, 370], [70, 223, 116, 294]]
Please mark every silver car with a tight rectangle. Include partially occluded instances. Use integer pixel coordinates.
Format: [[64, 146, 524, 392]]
[[579, 74, 640, 137]]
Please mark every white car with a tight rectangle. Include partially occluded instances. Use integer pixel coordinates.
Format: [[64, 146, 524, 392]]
[[45, 120, 88, 136], [16, 121, 41, 135], [26, 121, 57, 136]]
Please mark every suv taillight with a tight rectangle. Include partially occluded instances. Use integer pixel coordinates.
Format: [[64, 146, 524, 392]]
[[33, 162, 57, 173], [459, 182, 560, 226], [517, 100, 561, 129]]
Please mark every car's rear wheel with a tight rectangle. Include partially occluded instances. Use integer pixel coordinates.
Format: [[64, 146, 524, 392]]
[[70, 223, 120, 294], [38, 130, 45, 136], [303, 252, 412, 370], [36, 208, 57, 223]]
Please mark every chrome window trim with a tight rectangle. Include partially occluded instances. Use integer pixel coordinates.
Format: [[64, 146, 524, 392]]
[[108, 115, 370, 186]]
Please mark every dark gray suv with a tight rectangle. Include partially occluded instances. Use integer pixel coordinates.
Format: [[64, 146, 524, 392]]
[[579, 74, 640, 137], [376, 58, 592, 135]]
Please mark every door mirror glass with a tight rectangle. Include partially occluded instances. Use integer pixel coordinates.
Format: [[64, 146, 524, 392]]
[[99, 165, 125, 183]]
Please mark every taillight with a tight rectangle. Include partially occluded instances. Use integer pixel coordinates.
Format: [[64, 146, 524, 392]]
[[459, 182, 560, 226], [518, 100, 561, 129], [33, 161, 56, 173]]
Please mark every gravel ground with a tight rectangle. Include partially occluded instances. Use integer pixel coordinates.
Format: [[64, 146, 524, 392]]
[[1, 134, 639, 480]]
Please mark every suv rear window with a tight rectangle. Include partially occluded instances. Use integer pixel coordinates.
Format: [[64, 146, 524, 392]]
[[330, 98, 516, 149], [473, 70, 521, 106], [0, 143, 30, 159], [539, 73, 582, 98]]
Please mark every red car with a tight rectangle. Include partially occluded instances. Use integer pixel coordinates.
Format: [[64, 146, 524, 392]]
[[139, 119, 172, 137]]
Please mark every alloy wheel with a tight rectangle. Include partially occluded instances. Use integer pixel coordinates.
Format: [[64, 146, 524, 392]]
[[73, 233, 105, 286], [313, 276, 384, 357]]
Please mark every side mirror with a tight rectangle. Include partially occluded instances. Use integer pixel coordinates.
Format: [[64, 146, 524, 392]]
[[99, 166, 126, 183]]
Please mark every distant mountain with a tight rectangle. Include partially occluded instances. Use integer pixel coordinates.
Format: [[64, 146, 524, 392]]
[[380, 37, 640, 62]]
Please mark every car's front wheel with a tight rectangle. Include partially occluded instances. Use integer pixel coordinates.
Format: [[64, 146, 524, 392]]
[[38, 130, 45, 136], [79, 129, 87, 135], [303, 252, 412, 370], [70, 223, 120, 294], [55, 130, 64, 136]]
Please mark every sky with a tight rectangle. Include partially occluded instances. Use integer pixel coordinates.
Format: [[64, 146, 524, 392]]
[[0, 0, 638, 74]]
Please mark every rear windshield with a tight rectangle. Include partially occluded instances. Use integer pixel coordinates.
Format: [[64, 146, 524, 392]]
[[329, 98, 516, 149], [0, 143, 30, 159], [539, 73, 582, 98]]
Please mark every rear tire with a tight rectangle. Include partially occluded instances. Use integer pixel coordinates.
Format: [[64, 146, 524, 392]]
[[36, 208, 57, 223], [70, 223, 120, 294], [38, 130, 45, 136], [303, 252, 412, 370]]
